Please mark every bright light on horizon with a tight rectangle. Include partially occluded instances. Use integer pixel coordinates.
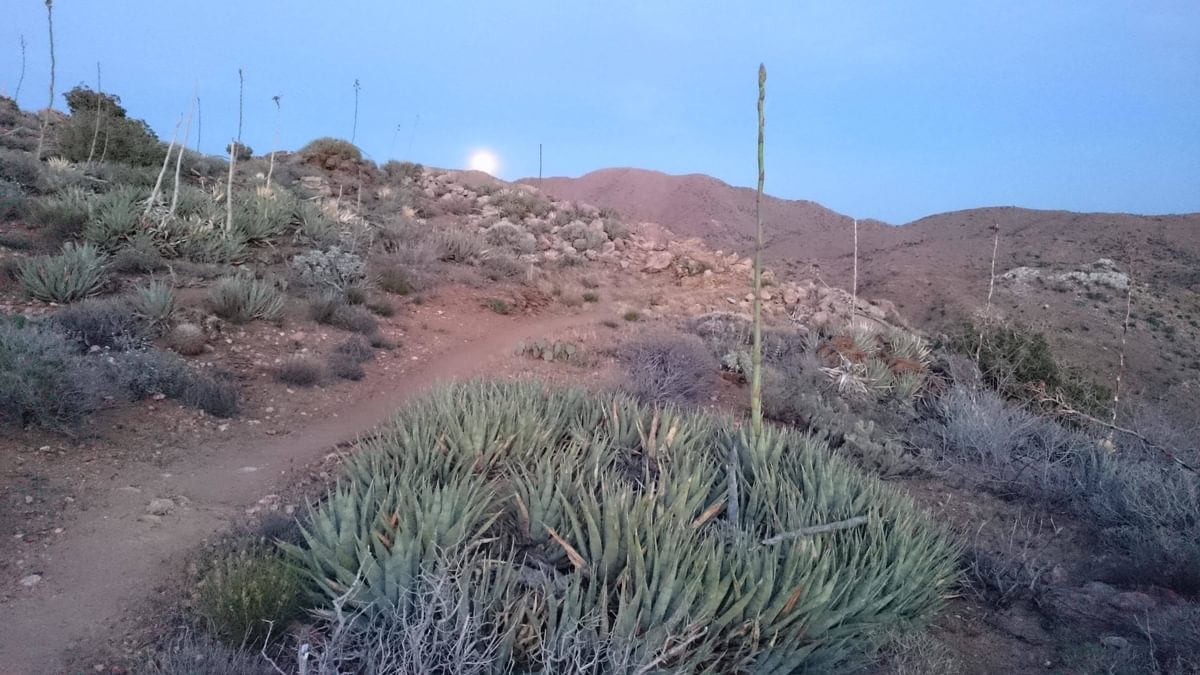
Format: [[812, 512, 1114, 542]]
[[467, 149, 500, 175]]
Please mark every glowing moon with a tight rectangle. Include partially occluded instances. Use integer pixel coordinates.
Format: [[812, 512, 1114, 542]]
[[468, 149, 499, 175]]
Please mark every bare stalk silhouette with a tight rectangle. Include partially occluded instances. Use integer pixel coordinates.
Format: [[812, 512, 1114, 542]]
[[267, 95, 281, 189], [34, 0, 56, 161], [14, 35, 26, 105], [86, 63, 104, 164]]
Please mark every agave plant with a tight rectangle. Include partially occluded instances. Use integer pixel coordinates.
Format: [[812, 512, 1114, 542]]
[[286, 381, 958, 673], [207, 274, 285, 323], [17, 241, 108, 302]]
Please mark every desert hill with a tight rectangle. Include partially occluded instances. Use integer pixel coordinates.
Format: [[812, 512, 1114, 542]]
[[526, 168, 1200, 396]]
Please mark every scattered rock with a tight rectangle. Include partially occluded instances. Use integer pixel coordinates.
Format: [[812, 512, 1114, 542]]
[[642, 251, 674, 272], [19, 574, 41, 587], [146, 498, 175, 516]]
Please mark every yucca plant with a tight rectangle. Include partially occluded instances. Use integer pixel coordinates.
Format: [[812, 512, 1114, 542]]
[[130, 279, 175, 332], [17, 241, 108, 302], [207, 274, 285, 324], [286, 380, 958, 673]]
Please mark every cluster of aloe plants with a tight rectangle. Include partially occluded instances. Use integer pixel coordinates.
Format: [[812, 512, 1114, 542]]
[[287, 380, 958, 672]]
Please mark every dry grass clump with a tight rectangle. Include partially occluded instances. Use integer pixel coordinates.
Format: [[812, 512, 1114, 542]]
[[617, 332, 716, 406], [208, 275, 286, 324], [275, 357, 323, 387]]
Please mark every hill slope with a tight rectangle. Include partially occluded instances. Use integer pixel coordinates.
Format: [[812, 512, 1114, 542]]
[[525, 168, 1200, 397]]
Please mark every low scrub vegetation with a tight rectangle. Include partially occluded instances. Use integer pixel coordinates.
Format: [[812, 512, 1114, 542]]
[[198, 545, 305, 647], [308, 294, 378, 334], [617, 332, 715, 405], [208, 275, 286, 324], [275, 357, 324, 387]]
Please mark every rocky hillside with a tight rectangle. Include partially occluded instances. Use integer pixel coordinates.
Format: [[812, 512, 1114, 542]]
[[527, 168, 1200, 398]]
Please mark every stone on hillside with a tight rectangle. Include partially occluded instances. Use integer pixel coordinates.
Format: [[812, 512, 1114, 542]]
[[643, 251, 675, 272]]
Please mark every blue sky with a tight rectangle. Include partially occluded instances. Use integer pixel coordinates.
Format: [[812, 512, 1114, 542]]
[[2, 1, 1198, 223]]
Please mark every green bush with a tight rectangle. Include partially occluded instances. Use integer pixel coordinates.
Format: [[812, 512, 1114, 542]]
[[0, 179, 24, 220], [208, 275, 286, 324], [83, 186, 145, 249], [299, 137, 362, 167], [231, 190, 294, 243], [198, 546, 305, 647], [0, 148, 40, 189], [949, 321, 1110, 416], [17, 241, 108, 302], [308, 294, 378, 334], [56, 86, 165, 167], [0, 323, 108, 430], [24, 187, 90, 241], [287, 381, 958, 672], [225, 141, 253, 161]]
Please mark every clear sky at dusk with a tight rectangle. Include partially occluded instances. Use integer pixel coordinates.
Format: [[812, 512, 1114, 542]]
[[2, 1, 1197, 223]]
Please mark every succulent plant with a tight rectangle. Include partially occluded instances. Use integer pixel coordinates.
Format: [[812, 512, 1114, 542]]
[[285, 381, 957, 672], [516, 338, 578, 362]]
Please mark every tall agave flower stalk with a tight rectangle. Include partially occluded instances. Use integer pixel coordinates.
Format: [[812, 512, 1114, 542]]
[[146, 116, 182, 217], [224, 68, 244, 233], [86, 62, 103, 164], [168, 91, 196, 218], [14, 35, 26, 105], [750, 63, 767, 440], [34, 0, 55, 161], [975, 224, 1000, 362], [266, 95, 281, 189]]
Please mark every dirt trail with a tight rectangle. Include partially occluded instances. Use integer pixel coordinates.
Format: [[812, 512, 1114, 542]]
[[0, 309, 598, 675]]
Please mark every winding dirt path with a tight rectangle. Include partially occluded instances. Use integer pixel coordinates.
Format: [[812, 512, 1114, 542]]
[[0, 308, 599, 674]]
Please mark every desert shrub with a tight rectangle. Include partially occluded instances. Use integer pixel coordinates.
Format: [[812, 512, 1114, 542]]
[[483, 298, 511, 315], [582, 291, 599, 303], [375, 264, 413, 295], [24, 187, 90, 241], [0, 323, 107, 430], [56, 86, 165, 166], [83, 186, 144, 249], [368, 333, 396, 350], [129, 279, 176, 332], [179, 370, 240, 418], [0, 148, 40, 189], [293, 199, 339, 245], [52, 297, 146, 351], [365, 298, 394, 317], [617, 333, 716, 405], [109, 237, 166, 273], [480, 252, 527, 281], [327, 352, 366, 381], [559, 220, 608, 251], [285, 381, 958, 673], [0, 179, 24, 220], [492, 190, 552, 220], [169, 322, 207, 356], [343, 284, 368, 305], [83, 162, 159, 188], [381, 159, 423, 183], [231, 190, 294, 243], [484, 220, 537, 253], [1079, 450, 1200, 596], [299, 137, 362, 167], [290, 246, 366, 292], [309, 294, 379, 334], [948, 321, 1109, 415], [623, 309, 641, 322], [333, 334, 374, 363], [17, 241, 108, 302], [198, 546, 305, 647], [276, 357, 323, 387], [38, 157, 90, 193], [603, 217, 629, 240], [434, 228, 485, 263], [225, 141, 253, 161], [142, 631, 275, 675], [208, 275, 286, 324], [175, 219, 249, 264], [929, 385, 1092, 500]]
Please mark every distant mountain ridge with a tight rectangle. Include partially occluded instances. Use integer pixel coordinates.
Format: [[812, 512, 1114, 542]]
[[522, 167, 1200, 396]]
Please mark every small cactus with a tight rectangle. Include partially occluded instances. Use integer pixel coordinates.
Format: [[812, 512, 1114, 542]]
[[168, 322, 206, 356]]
